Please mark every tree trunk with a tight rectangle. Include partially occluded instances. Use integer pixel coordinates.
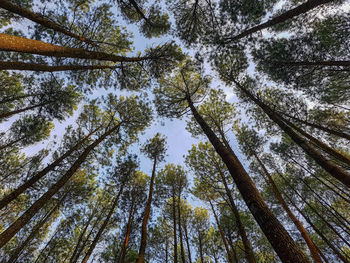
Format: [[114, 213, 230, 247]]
[[183, 218, 192, 263], [165, 238, 169, 263], [199, 233, 204, 263], [0, 33, 153, 62], [254, 153, 322, 263], [81, 184, 124, 263], [0, 122, 121, 248], [0, 0, 98, 46], [186, 96, 310, 263], [6, 197, 63, 263], [33, 228, 59, 263], [279, 111, 350, 141], [172, 191, 178, 263], [271, 60, 350, 67], [0, 101, 50, 119], [0, 61, 119, 72], [119, 196, 135, 263], [224, 0, 333, 43], [0, 125, 101, 210], [218, 170, 256, 263], [136, 157, 157, 263], [0, 136, 24, 150], [233, 79, 350, 188], [208, 199, 234, 263], [177, 197, 186, 263]]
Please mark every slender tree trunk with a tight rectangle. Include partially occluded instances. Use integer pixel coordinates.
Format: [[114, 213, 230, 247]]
[[119, 196, 135, 263], [0, 33, 154, 62], [208, 199, 234, 263], [186, 96, 310, 263], [165, 238, 169, 263], [136, 157, 158, 263], [172, 191, 178, 263], [218, 170, 256, 263], [0, 125, 101, 210], [224, 0, 334, 43], [0, 61, 120, 72], [279, 112, 350, 141], [81, 184, 124, 263], [33, 228, 59, 263], [6, 197, 63, 263], [0, 101, 50, 119], [0, 123, 121, 248], [199, 233, 204, 263], [177, 197, 186, 263], [233, 79, 350, 188], [0, 0, 98, 46], [183, 219, 192, 263], [228, 236, 238, 263], [271, 60, 350, 67], [254, 153, 322, 263], [0, 93, 41, 105], [0, 137, 24, 150]]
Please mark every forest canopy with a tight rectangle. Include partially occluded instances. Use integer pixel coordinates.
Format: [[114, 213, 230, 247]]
[[0, 0, 349, 262]]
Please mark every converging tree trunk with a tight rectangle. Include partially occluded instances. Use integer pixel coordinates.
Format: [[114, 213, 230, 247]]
[[177, 198, 186, 263], [186, 95, 310, 263], [0, 123, 121, 248]]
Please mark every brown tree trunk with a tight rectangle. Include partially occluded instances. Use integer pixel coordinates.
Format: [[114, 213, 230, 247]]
[[208, 199, 234, 263], [0, 101, 50, 119], [172, 191, 178, 263], [224, 0, 333, 43], [119, 196, 135, 263], [186, 96, 310, 263], [0, 137, 24, 150], [0, 0, 97, 46], [0, 34, 153, 62], [0, 61, 119, 72], [254, 153, 322, 263], [177, 197, 186, 263], [233, 79, 350, 188], [81, 184, 124, 263], [0, 123, 121, 248], [280, 112, 350, 141], [0, 125, 101, 210], [218, 170, 256, 263], [33, 228, 59, 263], [198, 232, 204, 263], [6, 197, 63, 263], [183, 219, 192, 263], [272, 60, 350, 67], [136, 157, 157, 263]]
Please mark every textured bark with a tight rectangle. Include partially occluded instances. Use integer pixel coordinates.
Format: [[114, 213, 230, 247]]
[[0, 61, 119, 72], [119, 196, 135, 263], [208, 199, 234, 263], [0, 126, 101, 210], [233, 79, 350, 188], [6, 198, 62, 263], [0, 0, 97, 46], [254, 154, 322, 263], [81, 185, 124, 263], [280, 112, 350, 141], [0, 123, 121, 248], [0, 34, 153, 62], [136, 157, 158, 263], [186, 96, 310, 263], [218, 170, 256, 263], [224, 0, 334, 42]]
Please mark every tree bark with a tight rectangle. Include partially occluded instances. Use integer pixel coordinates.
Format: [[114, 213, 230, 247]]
[[119, 196, 135, 263], [233, 79, 350, 188], [224, 0, 334, 43], [0, 123, 121, 248], [177, 197, 186, 263], [0, 137, 24, 150], [208, 199, 234, 263], [0, 0, 98, 46], [0, 101, 50, 119], [136, 156, 157, 263], [183, 219, 192, 263], [217, 170, 256, 263], [254, 153, 322, 263], [186, 96, 310, 263], [198, 232, 204, 263], [0, 61, 119, 72], [0, 33, 153, 62], [271, 60, 350, 67], [0, 125, 101, 210], [81, 184, 124, 263], [172, 191, 178, 263]]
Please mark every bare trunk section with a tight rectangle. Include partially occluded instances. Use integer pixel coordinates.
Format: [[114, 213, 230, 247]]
[[0, 101, 50, 119], [172, 191, 178, 263], [186, 96, 310, 263], [119, 196, 135, 263], [136, 157, 157, 263], [271, 60, 350, 67], [0, 123, 121, 248], [177, 197, 186, 263]]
